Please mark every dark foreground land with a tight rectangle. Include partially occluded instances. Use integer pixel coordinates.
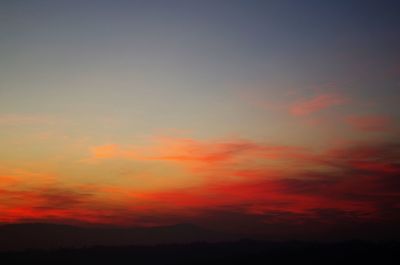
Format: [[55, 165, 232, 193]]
[[1, 240, 399, 265]]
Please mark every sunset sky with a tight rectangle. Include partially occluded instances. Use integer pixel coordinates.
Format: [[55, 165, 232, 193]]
[[1, 0, 399, 239]]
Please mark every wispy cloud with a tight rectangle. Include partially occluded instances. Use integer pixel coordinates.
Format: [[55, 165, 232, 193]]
[[345, 114, 393, 132], [0, 114, 53, 126], [86, 136, 306, 167], [289, 93, 348, 116]]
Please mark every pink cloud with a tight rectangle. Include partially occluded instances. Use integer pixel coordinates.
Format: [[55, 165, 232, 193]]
[[289, 93, 348, 116], [345, 115, 392, 132]]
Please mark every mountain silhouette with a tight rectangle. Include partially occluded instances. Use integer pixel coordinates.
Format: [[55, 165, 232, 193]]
[[0, 223, 233, 251]]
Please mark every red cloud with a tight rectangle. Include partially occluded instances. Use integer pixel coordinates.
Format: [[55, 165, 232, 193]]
[[289, 93, 348, 116], [134, 142, 400, 232], [345, 115, 393, 132], [3, 138, 400, 239], [0, 186, 112, 225], [86, 142, 399, 226]]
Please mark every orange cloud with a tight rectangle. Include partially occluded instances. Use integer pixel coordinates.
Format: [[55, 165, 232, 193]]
[[289, 93, 348, 116], [88, 137, 305, 165], [90, 144, 118, 159], [149, 137, 266, 164], [88, 144, 137, 162]]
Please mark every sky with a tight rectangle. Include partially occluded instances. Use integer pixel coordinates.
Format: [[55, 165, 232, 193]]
[[1, 0, 400, 239]]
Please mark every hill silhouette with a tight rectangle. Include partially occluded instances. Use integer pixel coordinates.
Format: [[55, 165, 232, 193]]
[[1, 223, 399, 264], [0, 223, 233, 251], [1, 240, 399, 265]]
